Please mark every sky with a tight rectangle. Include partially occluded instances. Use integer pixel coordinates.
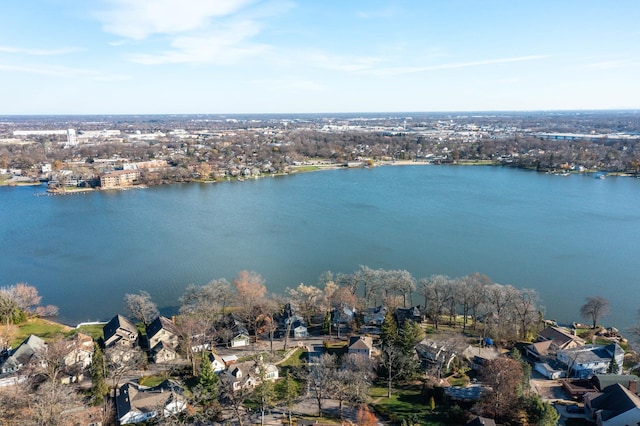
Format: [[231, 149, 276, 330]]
[[1, 0, 639, 115]]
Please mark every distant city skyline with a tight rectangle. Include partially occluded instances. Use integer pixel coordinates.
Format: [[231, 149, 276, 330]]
[[1, 0, 639, 115]]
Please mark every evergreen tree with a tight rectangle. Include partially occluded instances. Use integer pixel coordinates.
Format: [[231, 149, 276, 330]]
[[198, 353, 219, 401], [608, 355, 619, 374], [90, 343, 108, 406], [276, 371, 300, 426], [381, 310, 398, 346], [323, 311, 331, 335], [398, 320, 424, 352]]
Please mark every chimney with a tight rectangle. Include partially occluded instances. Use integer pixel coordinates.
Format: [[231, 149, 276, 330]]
[[629, 380, 637, 394]]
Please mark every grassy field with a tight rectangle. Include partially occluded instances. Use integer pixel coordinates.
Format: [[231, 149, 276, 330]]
[[10, 318, 75, 347], [370, 384, 449, 425], [292, 165, 321, 172]]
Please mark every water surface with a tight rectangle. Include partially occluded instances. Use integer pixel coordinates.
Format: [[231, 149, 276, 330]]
[[1, 166, 638, 328]]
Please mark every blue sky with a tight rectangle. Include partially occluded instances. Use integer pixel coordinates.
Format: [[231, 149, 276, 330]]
[[1, 0, 639, 114]]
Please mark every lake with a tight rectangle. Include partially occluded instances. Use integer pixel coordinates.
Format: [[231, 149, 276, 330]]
[[1, 165, 639, 329]]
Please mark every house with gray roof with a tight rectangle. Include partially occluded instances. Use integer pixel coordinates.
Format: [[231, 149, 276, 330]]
[[526, 326, 584, 361], [584, 383, 640, 425], [0, 334, 45, 374], [116, 379, 186, 424], [104, 314, 139, 348], [146, 316, 179, 362], [558, 343, 624, 379]]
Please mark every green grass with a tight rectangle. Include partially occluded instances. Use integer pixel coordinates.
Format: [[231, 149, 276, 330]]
[[370, 384, 449, 425], [292, 165, 320, 172], [279, 348, 304, 368], [75, 324, 104, 340], [138, 374, 167, 387], [446, 374, 470, 387], [11, 318, 74, 347]]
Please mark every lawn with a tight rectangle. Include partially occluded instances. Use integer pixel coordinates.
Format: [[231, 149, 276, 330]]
[[138, 374, 168, 387], [279, 348, 305, 368], [75, 324, 105, 340], [292, 165, 321, 173], [370, 384, 449, 425], [10, 318, 75, 347]]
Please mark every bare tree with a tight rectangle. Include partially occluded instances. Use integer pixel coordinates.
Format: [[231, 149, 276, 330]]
[[233, 270, 267, 343], [580, 296, 610, 329], [513, 288, 541, 340], [219, 371, 251, 426], [180, 278, 233, 324], [174, 315, 209, 376], [466, 273, 491, 330], [105, 345, 146, 391], [420, 275, 449, 330], [307, 353, 337, 417], [233, 270, 267, 310], [0, 288, 19, 325], [124, 291, 159, 326], [287, 283, 323, 327], [9, 282, 42, 312]]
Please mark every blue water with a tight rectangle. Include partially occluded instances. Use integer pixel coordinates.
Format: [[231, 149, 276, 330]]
[[1, 165, 639, 328]]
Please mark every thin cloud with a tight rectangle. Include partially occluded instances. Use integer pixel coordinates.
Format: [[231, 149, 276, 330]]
[[95, 0, 256, 40], [130, 20, 268, 65], [0, 63, 131, 81], [0, 45, 80, 56], [363, 55, 551, 76]]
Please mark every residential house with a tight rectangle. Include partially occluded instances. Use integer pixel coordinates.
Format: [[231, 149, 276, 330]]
[[226, 360, 278, 391], [592, 374, 639, 394], [228, 363, 259, 391], [104, 315, 139, 348], [363, 306, 387, 326], [209, 352, 225, 373], [116, 380, 186, 425], [61, 332, 95, 383], [526, 326, 584, 360], [348, 335, 373, 359], [231, 332, 250, 348], [262, 362, 279, 381], [293, 324, 308, 338], [146, 316, 179, 363], [220, 314, 250, 348], [63, 332, 94, 370], [395, 306, 423, 326], [584, 383, 640, 426], [534, 361, 566, 380], [151, 342, 178, 364], [221, 354, 238, 367], [466, 416, 497, 426], [558, 343, 624, 379], [461, 345, 501, 371], [0, 334, 45, 374], [415, 339, 457, 374]]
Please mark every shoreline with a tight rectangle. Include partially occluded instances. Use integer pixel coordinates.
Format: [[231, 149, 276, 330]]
[[3, 160, 634, 194]]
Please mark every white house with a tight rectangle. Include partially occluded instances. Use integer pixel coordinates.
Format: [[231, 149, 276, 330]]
[[348, 336, 373, 359], [230, 332, 250, 348], [209, 352, 225, 373], [116, 380, 186, 425], [293, 325, 308, 338], [558, 343, 624, 379]]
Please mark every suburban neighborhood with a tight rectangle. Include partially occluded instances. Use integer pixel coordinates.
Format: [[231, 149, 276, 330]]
[[1, 275, 640, 425]]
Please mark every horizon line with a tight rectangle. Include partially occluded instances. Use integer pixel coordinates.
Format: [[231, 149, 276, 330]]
[[1, 108, 639, 117]]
